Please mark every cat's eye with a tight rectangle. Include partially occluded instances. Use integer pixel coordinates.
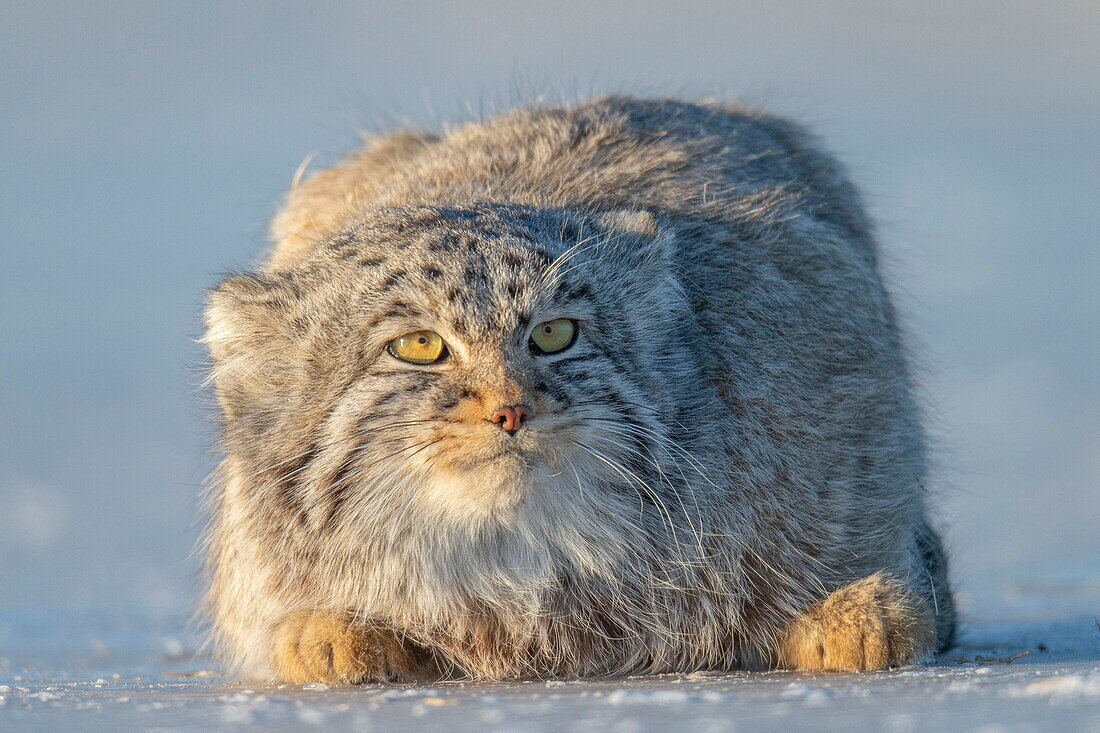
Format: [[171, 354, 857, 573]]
[[388, 330, 448, 364], [529, 318, 577, 355]]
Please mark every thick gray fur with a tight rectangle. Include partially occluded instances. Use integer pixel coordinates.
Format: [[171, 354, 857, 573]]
[[203, 96, 955, 679]]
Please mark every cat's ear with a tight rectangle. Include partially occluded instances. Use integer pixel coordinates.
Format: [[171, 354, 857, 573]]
[[595, 209, 674, 271], [203, 274, 301, 420], [597, 209, 660, 238]]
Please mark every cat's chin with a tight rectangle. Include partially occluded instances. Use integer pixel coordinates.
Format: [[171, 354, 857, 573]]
[[421, 452, 560, 522]]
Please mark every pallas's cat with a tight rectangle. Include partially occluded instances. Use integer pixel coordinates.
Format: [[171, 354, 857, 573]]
[[203, 97, 955, 682]]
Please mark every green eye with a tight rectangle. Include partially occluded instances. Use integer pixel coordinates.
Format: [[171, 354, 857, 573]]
[[388, 330, 448, 364], [529, 318, 577, 355]]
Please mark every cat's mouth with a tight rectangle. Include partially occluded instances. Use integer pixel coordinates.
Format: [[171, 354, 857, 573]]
[[480, 443, 540, 469], [428, 434, 536, 475], [426, 421, 580, 494]]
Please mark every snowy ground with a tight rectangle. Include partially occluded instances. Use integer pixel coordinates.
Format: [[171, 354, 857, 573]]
[[2, 610, 1098, 732]]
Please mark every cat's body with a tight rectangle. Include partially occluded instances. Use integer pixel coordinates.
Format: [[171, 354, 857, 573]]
[[203, 96, 955, 682]]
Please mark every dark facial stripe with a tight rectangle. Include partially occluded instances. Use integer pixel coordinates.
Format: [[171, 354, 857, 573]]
[[319, 452, 359, 530], [534, 378, 571, 406], [546, 353, 598, 367]]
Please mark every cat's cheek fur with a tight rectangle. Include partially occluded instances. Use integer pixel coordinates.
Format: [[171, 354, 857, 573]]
[[202, 466, 285, 680]]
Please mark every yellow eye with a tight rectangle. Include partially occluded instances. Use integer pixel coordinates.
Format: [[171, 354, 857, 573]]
[[529, 318, 577, 355], [387, 330, 448, 364]]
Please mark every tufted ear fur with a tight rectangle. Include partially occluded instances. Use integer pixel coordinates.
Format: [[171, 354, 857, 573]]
[[597, 209, 660, 239], [593, 209, 674, 272], [203, 274, 302, 422]]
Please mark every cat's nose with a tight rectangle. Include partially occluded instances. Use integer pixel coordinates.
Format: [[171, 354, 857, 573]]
[[490, 404, 534, 435]]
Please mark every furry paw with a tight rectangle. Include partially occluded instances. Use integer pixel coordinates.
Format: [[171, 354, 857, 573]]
[[270, 611, 434, 684], [775, 572, 934, 672]]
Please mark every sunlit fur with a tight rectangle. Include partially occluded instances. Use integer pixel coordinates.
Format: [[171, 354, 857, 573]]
[[202, 96, 955, 680]]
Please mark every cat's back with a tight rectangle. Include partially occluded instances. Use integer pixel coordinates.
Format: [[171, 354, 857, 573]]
[[271, 96, 873, 269]]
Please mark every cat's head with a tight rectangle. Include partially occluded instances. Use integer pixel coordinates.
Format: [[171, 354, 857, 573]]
[[205, 204, 701, 533]]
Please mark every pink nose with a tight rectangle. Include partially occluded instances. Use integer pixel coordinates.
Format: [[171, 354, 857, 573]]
[[490, 404, 534, 434]]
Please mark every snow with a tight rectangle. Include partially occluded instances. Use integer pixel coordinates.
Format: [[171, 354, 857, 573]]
[[1, 609, 1098, 731]]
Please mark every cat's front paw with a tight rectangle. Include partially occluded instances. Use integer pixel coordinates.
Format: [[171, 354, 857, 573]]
[[270, 611, 435, 684], [775, 572, 934, 672]]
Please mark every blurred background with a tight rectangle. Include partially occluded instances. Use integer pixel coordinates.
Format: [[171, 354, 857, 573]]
[[2, 1, 1097, 626]]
